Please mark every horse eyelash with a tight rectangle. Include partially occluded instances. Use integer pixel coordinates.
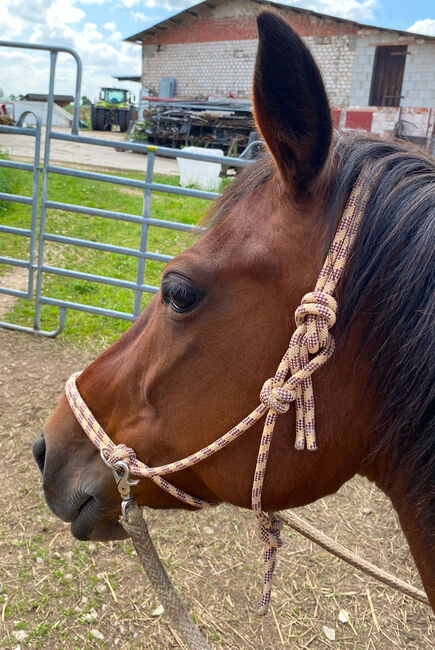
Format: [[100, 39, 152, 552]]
[[161, 275, 191, 300]]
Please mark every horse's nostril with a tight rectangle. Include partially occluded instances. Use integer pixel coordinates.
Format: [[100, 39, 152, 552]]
[[32, 435, 46, 473]]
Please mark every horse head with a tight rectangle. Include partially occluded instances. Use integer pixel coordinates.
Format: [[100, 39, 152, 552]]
[[33, 12, 435, 608]]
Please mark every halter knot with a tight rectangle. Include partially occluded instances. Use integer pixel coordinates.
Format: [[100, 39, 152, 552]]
[[260, 378, 296, 414], [295, 291, 338, 354], [101, 444, 137, 468]]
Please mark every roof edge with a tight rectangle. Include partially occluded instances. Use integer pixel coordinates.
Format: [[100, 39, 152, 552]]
[[123, 0, 435, 43]]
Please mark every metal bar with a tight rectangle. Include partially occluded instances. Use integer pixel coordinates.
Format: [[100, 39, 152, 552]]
[[0, 287, 29, 299], [49, 132, 251, 166], [41, 265, 159, 293], [0, 160, 35, 172], [34, 49, 57, 331], [43, 201, 195, 232], [44, 200, 147, 224], [0, 307, 66, 338], [0, 125, 38, 136], [0, 225, 32, 237], [47, 165, 146, 188], [43, 233, 172, 262], [46, 166, 219, 200], [0, 193, 33, 205], [39, 296, 139, 321], [25, 112, 42, 299], [134, 150, 154, 317], [0, 257, 30, 268], [142, 217, 195, 232]]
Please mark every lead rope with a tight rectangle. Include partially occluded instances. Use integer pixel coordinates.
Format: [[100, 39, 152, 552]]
[[65, 176, 370, 616]]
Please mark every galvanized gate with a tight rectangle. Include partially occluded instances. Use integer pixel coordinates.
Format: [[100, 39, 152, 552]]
[[0, 42, 252, 337]]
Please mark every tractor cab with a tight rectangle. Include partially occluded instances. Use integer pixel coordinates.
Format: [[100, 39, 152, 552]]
[[99, 88, 130, 107]]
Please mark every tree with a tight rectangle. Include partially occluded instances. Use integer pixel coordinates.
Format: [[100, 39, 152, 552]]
[[81, 96, 92, 106]]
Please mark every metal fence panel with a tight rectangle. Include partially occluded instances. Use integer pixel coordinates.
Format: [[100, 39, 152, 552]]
[[0, 41, 253, 337]]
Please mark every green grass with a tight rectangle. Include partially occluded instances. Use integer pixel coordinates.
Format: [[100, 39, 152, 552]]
[[0, 164, 215, 345]]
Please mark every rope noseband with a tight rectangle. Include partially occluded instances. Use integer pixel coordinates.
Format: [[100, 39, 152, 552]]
[[65, 176, 369, 615]]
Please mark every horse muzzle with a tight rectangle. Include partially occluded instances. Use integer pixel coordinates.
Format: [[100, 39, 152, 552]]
[[32, 432, 127, 541]]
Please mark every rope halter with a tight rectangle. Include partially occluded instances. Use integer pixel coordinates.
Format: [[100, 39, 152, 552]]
[[65, 175, 370, 615]]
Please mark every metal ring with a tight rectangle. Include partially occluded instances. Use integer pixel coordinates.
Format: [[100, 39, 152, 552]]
[[100, 448, 113, 468], [121, 498, 134, 520]]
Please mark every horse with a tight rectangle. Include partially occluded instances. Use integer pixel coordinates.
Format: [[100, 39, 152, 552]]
[[32, 12, 435, 610]]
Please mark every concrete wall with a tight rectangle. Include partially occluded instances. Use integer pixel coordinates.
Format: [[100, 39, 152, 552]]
[[142, 39, 257, 98], [349, 29, 435, 108], [10, 101, 73, 127], [305, 35, 356, 106], [401, 41, 435, 108]]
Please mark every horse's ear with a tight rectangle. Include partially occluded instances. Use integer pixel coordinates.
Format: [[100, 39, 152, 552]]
[[254, 12, 332, 193]]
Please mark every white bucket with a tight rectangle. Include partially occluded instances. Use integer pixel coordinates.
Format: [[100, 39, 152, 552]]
[[177, 146, 223, 191]]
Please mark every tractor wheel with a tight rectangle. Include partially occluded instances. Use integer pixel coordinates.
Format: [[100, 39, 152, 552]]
[[118, 110, 129, 132], [91, 106, 99, 130], [97, 109, 108, 131]]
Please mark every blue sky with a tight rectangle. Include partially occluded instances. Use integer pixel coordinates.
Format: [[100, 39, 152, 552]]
[[1, 1, 434, 100]]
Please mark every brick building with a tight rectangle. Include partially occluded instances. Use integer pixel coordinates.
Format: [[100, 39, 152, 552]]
[[125, 0, 435, 144]]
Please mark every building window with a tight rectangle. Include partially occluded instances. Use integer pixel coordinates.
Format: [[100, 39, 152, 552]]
[[369, 45, 407, 107]]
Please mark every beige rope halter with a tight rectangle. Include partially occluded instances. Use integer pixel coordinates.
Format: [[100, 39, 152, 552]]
[[65, 175, 369, 615]]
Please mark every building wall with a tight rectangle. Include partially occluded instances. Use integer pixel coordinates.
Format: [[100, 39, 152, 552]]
[[141, 36, 358, 104], [305, 35, 356, 106], [349, 29, 435, 108], [401, 41, 435, 108], [139, 0, 435, 109], [140, 0, 358, 105], [142, 39, 257, 98]]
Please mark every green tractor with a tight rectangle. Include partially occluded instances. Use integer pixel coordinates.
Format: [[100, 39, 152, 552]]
[[91, 88, 134, 132]]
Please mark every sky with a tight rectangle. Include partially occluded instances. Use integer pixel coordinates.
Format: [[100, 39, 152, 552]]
[[1, 0, 434, 101]]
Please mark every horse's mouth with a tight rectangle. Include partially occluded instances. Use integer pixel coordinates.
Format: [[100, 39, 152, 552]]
[[32, 433, 127, 541], [70, 495, 127, 541]]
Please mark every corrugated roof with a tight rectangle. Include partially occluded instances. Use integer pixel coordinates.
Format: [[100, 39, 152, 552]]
[[124, 0, 435, 43]]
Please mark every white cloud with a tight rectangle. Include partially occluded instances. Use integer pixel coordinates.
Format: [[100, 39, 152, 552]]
[[142, 0, 197, 10], [119, 0, 142, 7], [0, 0, 140, 100], [282, 1, 378, 22], [46, 0, 85, 27], [407, 19, 435, 37], [131, 0, 378, 22], [132, 12, 154, 23], [108, 30, 123, 42]]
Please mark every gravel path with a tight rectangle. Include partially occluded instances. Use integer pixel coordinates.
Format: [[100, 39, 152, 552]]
[[0, 126, 179, 175], [0, 326, 432, 649]]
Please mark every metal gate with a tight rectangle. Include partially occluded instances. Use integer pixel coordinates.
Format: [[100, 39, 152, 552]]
[[0, 42, 252, 337]]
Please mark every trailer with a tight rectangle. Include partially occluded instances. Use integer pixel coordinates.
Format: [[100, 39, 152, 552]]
[[133, 99, 257, 156]]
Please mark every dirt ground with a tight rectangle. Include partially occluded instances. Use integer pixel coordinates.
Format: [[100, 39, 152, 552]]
[[0, 327, 433, 649], [0, 126, 179, 175]]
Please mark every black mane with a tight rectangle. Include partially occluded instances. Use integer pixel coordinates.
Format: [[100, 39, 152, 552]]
[[329, 133, 434, 513], [207, 133, 435, 511]]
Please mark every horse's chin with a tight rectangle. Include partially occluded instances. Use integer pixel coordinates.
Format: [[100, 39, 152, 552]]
[[70, 498, 128, 541]]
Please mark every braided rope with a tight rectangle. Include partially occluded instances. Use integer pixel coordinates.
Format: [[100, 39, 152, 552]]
[[65, 177, 369, 615]]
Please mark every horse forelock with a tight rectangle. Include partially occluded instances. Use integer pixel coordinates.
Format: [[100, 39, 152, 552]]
[[205, 133, 434, 513]]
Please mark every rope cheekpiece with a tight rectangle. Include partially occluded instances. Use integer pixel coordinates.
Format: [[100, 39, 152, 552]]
[[65, 177, 369, 616]]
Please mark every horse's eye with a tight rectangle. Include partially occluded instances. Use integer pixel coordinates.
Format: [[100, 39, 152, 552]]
[[161, 274, 201, 313]]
